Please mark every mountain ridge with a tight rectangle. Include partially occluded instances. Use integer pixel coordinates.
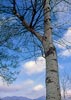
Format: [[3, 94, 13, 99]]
[[0, 96, 71, 100], [0, 96, 46, 100]]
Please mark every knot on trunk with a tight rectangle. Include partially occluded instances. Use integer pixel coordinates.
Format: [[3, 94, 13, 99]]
[[46, 77, 53, 83], [42, 36, 47, 41], [45, 47, 55, 57]]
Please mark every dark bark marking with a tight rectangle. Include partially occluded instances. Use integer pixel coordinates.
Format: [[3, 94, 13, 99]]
[[42, 36, 47, 41], [46, 77, 53, 83], [44, 18, 51, 23], [57, 87, 60, 90], [50, 69, 57, 73], [51, 97, 56, 99], [45, 47, 55, 57], [47, 96, 55, 99], [52, 58, 57, 61]]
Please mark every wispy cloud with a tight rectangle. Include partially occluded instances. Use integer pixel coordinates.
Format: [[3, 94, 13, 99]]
[[60, 49, 71, 57], [33, 84, 44, 91], [0, 56, 46, 99], [0, 79, 34, 92], [29, 84, 46, 99], [56, 27, 71, 57], [0, 78, 45, 99]]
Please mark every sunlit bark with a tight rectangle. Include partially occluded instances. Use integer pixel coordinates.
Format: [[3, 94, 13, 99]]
[[43, 0, 61, 100]]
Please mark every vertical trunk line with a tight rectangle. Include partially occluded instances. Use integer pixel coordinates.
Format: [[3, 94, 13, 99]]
[[43, 0, 61, 100]]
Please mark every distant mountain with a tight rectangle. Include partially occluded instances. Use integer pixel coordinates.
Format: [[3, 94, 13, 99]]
[[2, 96, 31, 100], [1, 96, 46, 100], [34, 96, 45, 100], [1, 96, 71, 100]]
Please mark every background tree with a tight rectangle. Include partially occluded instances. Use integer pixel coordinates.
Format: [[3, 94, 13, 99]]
[[0, 0, 71, 100], [60, 70, 71, 100]]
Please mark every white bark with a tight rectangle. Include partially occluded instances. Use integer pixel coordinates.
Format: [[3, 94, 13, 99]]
[[43, 0, 61, 100]]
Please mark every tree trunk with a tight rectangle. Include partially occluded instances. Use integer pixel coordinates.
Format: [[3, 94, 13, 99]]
[[43, 1, 61, 100]]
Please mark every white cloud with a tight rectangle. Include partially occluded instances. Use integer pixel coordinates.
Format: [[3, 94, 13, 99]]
[[0, 56, 46, 99], [57, 27, 71, 49], [0, 79, 34, 98], [33, 84, 44, 91], [56, 27, 71, 57], [0, 78, 45, 99], [64, 27, 71, 42], [60, 49, 71, 57], [0, 79, 34, 92], [29, 84, 46, 99], [22, 57, 45, 75]]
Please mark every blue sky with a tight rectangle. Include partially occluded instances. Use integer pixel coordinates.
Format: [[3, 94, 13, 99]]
[[0, 27, 71, 99], [0, 0, 71, 99]]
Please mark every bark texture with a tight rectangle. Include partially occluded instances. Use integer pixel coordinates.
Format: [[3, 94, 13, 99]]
[[43, 0, 61, 100]]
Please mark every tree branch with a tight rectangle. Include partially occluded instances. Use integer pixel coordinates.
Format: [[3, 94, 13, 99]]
[[12, 0, 42, 41]]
